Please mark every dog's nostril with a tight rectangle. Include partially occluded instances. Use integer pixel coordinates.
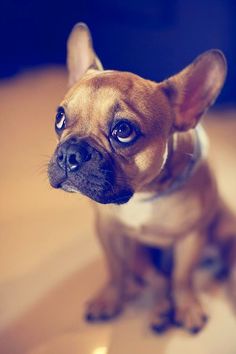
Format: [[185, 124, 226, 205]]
[[58, 153, 64, 162], [57, 149, 66, 169], [68, 153, 78, 166]]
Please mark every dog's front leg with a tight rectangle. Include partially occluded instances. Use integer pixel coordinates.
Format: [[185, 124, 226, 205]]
[[85, 215, 141, 322], [172, 231, 207, 333]]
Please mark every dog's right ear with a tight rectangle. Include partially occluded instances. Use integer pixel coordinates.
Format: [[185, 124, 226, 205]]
[[67, 23, 103, 87]]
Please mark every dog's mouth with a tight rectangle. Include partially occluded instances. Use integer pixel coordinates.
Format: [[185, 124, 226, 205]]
[[48, 159, 133, 205], [57, 177, 133, 204]]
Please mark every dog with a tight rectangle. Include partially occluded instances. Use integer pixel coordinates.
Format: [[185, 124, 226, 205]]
[[48, 23, 236, 334]]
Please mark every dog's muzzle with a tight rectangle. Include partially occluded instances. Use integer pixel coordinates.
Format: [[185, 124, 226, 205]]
[[48, 135, 133, 204]]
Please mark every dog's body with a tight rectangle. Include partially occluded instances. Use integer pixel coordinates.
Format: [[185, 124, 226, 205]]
[[48, 23, 236, 333], [92, 126, 236, 333]]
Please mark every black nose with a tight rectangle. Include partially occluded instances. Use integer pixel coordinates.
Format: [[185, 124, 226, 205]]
[[57, 138, 92, 172]]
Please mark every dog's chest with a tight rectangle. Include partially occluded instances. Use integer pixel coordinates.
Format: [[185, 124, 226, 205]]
[[117, 194, 153, 228], [107, 191, 202, 241]]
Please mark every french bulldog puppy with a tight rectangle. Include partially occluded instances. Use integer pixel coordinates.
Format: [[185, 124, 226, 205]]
[[48, 23, 236, 333]]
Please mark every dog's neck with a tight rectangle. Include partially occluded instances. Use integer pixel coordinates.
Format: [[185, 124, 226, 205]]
[[136, 125, 208, 201]]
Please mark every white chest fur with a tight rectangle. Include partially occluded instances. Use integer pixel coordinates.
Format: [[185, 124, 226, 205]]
[[110, 193, 154, 228], [105, 189, 202, 234]]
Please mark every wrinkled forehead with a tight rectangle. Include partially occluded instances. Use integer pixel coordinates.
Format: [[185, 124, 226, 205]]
[[59, 70, 171, 143], [64, 73, 123, 120], [61, 71, 156, 125]]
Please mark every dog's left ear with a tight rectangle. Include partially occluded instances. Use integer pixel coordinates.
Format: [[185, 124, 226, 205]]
[[161, 50, 227, 131], [67, 23, 103, 87]]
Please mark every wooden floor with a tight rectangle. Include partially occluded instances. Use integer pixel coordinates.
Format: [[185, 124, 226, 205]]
[[0, 67, 236, 354]]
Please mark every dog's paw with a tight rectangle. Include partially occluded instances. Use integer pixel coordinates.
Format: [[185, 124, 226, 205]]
[[85, 283, 123, 322], [173, 295, 207, 334], [150, 298, 174, 334]]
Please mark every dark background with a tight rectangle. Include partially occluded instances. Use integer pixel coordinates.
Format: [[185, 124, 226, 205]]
[[0, 0, 235, 104]]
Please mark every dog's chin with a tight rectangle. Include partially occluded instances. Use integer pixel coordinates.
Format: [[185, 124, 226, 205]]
[[60, 181, 133, 205], [106, 190, 134, 205]]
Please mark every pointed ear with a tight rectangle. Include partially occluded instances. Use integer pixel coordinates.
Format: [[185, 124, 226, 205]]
[[161, 50, 227, 131], [67, 23, 103, 87]]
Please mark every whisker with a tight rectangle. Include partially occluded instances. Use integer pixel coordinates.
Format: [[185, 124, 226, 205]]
[[98, 168, 113, 174], [184, 152, 194, 158], [103, 179, 115, 193], [34, 158, 50, 177]]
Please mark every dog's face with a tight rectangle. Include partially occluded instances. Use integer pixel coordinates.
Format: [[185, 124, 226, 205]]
[[48, 23, 226, 204], [48, 70, 173, 203]]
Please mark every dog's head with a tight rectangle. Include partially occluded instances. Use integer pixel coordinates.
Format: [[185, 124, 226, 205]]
[[48, 23, 226, 204]]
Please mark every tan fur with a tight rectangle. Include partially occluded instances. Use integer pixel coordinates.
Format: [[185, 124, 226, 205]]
[[49, 23, 236, 333]]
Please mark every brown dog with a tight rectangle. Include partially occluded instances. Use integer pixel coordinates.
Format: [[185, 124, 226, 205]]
[[48, 23, 236, 333]]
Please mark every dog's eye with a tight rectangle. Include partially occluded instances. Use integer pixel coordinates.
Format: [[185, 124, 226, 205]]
[[111, 120, 138, 145], [55, 108, 66, 132]]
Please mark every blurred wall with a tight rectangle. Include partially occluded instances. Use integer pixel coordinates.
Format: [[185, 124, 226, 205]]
[[0, 0, 235, 104]]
